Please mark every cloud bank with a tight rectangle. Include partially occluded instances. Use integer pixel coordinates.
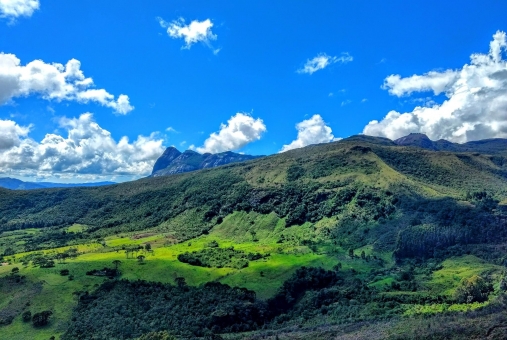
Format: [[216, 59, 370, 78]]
[[280, 114, 339, 152], [195, 113, 266, 154], [0, 114, 164, 178], [0, 0, 39, 19], [0, 53, 134, 114], [364, 31, 507, 143], [158, 17, 218, 53], [297, 53, 353, 75]]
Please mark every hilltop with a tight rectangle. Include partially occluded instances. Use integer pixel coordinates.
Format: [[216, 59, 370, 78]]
[[0, 135, 506, 339]]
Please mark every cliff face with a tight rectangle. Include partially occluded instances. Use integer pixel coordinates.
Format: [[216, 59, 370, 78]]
[[151, 147, 182, 174], [151, 148, 261, 177]]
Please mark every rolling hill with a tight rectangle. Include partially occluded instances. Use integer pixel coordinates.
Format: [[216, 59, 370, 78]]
[[0, 134, 506, 340]]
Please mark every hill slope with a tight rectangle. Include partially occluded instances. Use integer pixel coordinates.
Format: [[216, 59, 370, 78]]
[[0, 135, 507, 339]]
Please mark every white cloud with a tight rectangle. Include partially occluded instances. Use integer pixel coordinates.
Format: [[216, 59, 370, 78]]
[[382, 70, 459, 97], [0, 53, 134, 114], [0, 113, 164, 178], [0, 0, 39, 19], [341, 100, 351, 106], [280, 114, 339, 152], [158, 17, 217, 51], [196, 113, 266, 153], [364, 31, 507, 143], [361, 98, 368, 103], [297, 53, 353, 75]]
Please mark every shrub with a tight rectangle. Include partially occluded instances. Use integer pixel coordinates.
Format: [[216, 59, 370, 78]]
[[32, 310, 52, 327], [22, 311, 31, 322]]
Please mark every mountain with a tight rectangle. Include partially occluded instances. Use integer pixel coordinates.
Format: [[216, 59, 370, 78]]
[[0, 177, 45, 190], [1, 135, 507, 340], [395, 132, 507, 154], [0, 177, 115, 190], [151, 147, 262, 176]]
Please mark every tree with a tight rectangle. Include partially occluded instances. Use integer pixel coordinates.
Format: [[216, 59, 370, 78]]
[[361, 251, 366, 260], [249, 230, 258, 242], [137, 255, 145, 264], [112, 260, 122, 270], [348, 249, 354, 258], [136, 331, 176, 340], [500, 273, 507, 291], [175, 277, 187, 287], [454, 275, 493, 303], [145, 243, 152, 252], [11, 267, 19, 274], [22, 311, 31, 322], [60, 269, 70, 276], [32, 310, 53, 327]]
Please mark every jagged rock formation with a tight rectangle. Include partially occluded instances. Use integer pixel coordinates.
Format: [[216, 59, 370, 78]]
[[151, 148, 262, 177]]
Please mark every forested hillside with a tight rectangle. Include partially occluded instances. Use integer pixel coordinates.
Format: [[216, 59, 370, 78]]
[[1, 136, 507, 339]]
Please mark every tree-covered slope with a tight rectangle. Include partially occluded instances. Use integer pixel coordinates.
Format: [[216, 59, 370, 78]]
[[1, 136, 507, 340], [1, 136, 507, 254]]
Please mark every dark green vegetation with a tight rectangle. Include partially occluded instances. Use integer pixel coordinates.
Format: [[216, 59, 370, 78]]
[[177, 245, 268, 269], [1, 135, 507, 339]]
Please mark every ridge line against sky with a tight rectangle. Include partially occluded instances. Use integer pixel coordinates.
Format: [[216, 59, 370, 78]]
[[0, 1, 506, 182]]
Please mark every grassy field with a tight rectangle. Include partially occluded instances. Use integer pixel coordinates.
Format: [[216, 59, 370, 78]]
[[0, 213, 358, 339], [1, 212, 504, 340]]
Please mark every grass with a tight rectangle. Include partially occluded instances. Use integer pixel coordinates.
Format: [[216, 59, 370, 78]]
[[425, 255, 503, 296], [0, 212, 362, 339], [0, 213, 504, 339]]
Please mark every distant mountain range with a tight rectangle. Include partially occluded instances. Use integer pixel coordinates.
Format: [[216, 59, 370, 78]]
[[151, 147, 262, 177], [0, 177, 115, 190], [2, 133, 506, 189], [151, 134, 507, 178], [394, 133, 507, 154]]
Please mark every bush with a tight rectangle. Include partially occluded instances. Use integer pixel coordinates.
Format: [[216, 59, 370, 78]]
[[32, 310, 52, 327]]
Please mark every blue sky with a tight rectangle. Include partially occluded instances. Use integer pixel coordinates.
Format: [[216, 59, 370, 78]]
[[1, 1, 507, 182]]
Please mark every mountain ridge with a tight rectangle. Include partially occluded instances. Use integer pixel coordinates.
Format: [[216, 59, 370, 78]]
[[394, 132, 507, 154], [150, 147, 262, 176], [0, 177, 116, 190]]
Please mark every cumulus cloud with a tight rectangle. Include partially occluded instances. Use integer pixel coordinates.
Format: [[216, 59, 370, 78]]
[[280, 114, 339, 152], [364, 31, 507, 143], [0, 0, 39, 19], [0, 53, 134, 114], [195, 113, 266, 154], [297, 53, 353, 75], [382, 70, 459, 97], [0, 114, 164, 177], [158, 17, 218, 52]]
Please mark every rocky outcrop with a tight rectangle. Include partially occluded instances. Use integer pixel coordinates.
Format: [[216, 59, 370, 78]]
[[151, 148, 262, 177]]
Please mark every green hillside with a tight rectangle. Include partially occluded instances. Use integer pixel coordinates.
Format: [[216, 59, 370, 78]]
[[1, 137, 507, 339]]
